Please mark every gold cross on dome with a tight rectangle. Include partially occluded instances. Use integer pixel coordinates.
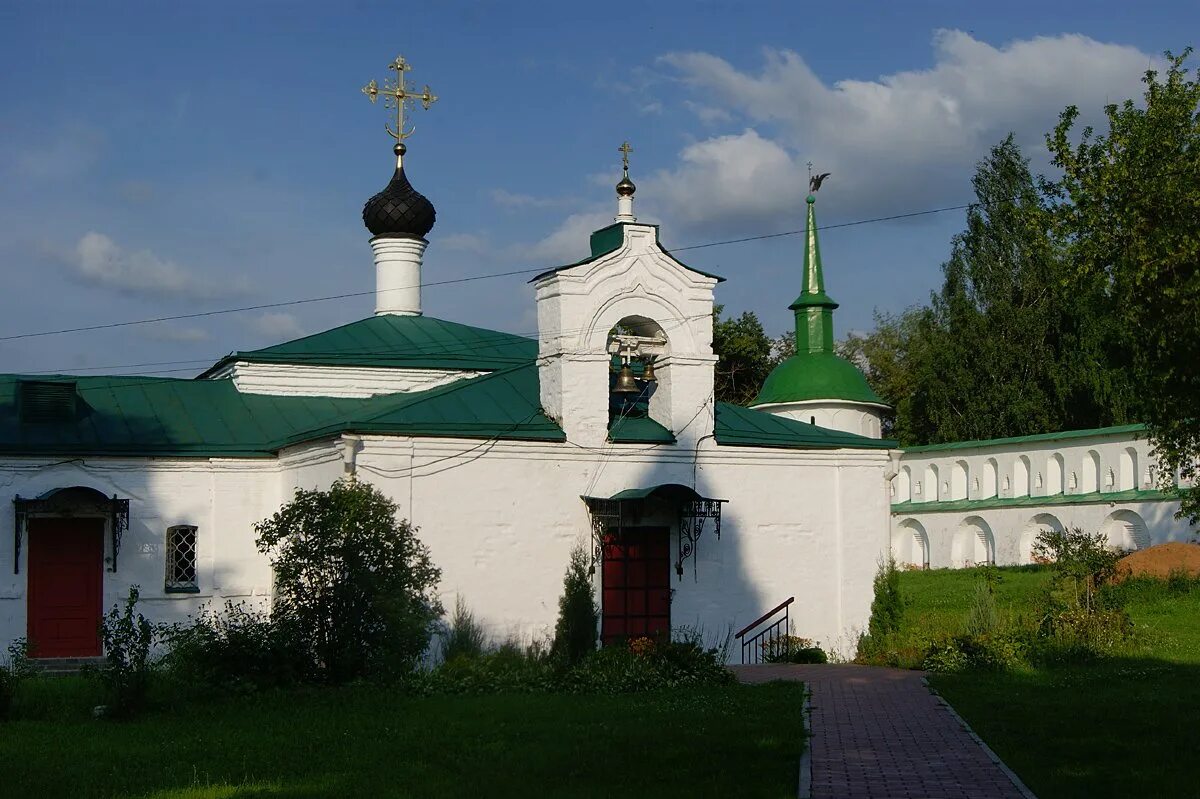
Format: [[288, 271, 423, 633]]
[[619, 140, 633, 174], [361, 55, 438, 142]]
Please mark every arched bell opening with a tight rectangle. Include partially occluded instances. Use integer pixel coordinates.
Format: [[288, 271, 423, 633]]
[[606, 315, 672, 440]]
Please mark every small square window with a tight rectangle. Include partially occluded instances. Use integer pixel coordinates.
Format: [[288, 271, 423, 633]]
[[165, 525, 198, 593]]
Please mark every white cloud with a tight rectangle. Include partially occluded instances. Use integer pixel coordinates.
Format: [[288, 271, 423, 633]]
[[654, 31, 1159, 225], [252, 312, 304, 340], [683, 100, 733, 125], [67, 231, 251, 300], [528, 211, 615, 264]]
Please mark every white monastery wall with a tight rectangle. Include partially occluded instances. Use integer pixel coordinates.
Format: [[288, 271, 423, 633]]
[[890, 429, 1192, 568]]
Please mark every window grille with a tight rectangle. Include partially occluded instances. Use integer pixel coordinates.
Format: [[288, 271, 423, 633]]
[[165, 525, 198, 592]]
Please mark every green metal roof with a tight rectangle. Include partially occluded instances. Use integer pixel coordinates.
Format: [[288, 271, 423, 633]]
[[607, 414, 676, 444], [753, 195, 881, 408], [0, 365, 563, 458], [714, 401, 894, 450], [891, 487, 1175, 515], [901, 424, 1147, 454], [200, 315, 537, 375], [529, 223, 724, 284], [752, 352, 886, 407]]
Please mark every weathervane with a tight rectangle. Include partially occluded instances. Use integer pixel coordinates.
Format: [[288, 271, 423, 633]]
[[807, 161, 830, 193], [362, 56, 438, 143]]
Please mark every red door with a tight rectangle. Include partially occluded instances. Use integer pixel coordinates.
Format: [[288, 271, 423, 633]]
[[27, 517, 104, 658], [601, 527, 671, 645]]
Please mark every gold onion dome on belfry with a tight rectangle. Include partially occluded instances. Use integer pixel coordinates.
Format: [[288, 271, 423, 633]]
[[616, 174, 636, 197]]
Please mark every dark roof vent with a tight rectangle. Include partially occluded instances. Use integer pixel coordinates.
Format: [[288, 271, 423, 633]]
[[19, 380, 78, 423]]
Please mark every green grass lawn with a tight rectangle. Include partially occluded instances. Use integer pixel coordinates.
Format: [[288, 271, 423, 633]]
[[0, 680, 805, 799], [898, 567, 1200, 799]]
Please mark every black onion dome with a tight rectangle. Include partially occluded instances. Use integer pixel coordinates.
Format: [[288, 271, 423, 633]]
[[362, 148, 436, 238]]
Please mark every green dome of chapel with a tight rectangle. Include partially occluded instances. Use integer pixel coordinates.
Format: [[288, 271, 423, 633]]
[[751, 194, 885, 408]]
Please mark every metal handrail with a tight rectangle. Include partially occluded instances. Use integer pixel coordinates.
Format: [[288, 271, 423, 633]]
[[735, 596, 794, 639]]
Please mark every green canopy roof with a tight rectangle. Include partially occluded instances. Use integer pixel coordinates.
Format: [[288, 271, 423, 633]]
[[201, 315, 537, 375], [714, 401, 893, 450]]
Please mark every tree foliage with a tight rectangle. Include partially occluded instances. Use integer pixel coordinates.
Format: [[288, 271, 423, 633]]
[[846, 136, 1142, 445], [255, 478, 442, 682], [1045, 50, 1200, 520], [552, 544, 599, 665], [711, 304, 779, 406]]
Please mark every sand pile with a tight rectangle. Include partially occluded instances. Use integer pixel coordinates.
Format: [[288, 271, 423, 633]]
[[1116, 542, 1200, 580]]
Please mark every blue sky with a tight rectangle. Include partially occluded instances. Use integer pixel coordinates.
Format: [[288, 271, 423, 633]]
[[0, 1, 1192, 376]]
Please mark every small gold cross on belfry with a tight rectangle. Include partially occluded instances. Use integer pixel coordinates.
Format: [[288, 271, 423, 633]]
[[619, 141, 633, 174], [361, 55, 438, 142]]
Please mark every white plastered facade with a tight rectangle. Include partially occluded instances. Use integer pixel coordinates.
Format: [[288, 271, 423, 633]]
[[0, 221, 894, 660]]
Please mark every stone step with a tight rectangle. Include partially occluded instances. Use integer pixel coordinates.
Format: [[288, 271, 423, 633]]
[[29, 656, 107, 675]]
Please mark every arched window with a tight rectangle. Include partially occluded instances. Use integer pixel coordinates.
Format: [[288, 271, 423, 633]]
[[606, 316, 668, 438]]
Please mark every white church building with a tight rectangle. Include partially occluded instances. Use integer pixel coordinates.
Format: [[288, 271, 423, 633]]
[[0, 95, 900, 662], [3, 64, 1191, 666]]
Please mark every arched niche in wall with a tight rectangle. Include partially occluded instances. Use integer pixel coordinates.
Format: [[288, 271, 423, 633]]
[[1014, 456, 1031, 498], [1082, 450, 1101, 494], [951, 460, 969, 501], [1019, 513, 1064, 564], [1101, 509, 1150, 552], [891, 519, 929, 569], [1047, 453, 1065, 495], [924, 463, 940, 502], [982, 457, 998, 499], [1119, 448, 1139, 492], [897, 466, 912, 503], [951, 516, 995, 567]]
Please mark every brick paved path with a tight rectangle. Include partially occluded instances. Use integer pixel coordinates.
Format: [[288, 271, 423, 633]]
[[732, 664, 1033, 799]]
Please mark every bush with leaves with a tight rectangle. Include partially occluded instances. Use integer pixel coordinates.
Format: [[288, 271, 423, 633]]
[[255, 478, 442, 683], [440, 596, 488, 663], [159, 601, 311, 692], [94, 586, 155, 717], [0, 638, 36, 720], [551, 544, 599, 666]]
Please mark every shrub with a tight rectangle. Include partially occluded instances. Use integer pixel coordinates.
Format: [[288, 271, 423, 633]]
[[922, 632, 1027, 673], [1033, 528, 1122, 612], [159, 602, 311, 692], [965, 578, 1001, 639], [551, 544, 599, 666], [94, 586, 155, 717], [868, 556, 906, 638], [0, 638, 36, 720], [440, 596, 488, 662], [856, 556, 907, 662], [762, 635, 829, 664], [254, 478, 443, 683]]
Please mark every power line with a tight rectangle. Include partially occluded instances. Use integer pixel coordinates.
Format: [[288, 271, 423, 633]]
[[0, 199, 987, 344]]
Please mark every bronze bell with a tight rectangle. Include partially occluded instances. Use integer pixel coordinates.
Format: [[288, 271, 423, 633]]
[[613, 363, 639, 394], [641, 359, 657, 382]]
